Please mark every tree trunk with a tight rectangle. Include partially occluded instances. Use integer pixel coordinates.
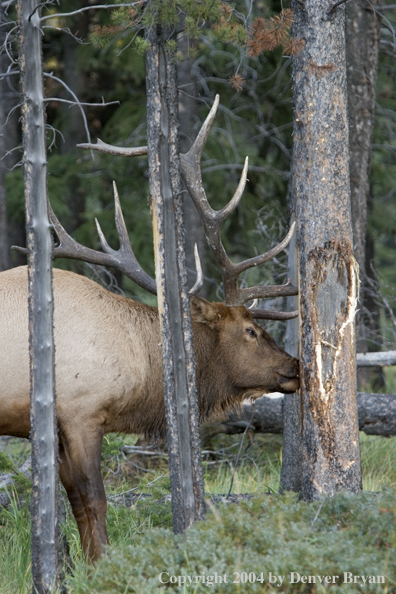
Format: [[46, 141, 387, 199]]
[[18, 1, 58, 591], [292, 0, 362, 501], [280, 214, 303, 492], [0, 5, 9, 271], [145, 26, 205, 533], [0, 5, 19, 271], [346, 0, 382, 388], [346, 0, 380, 272]]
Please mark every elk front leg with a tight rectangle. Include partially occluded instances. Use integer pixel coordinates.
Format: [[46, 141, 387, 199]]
[[59, 429, 108, 562]]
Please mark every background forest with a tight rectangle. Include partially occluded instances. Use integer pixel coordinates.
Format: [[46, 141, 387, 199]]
[[2, 0, 395, 361]]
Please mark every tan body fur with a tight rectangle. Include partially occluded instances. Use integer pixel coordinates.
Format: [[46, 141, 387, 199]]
[[0, 266, 299, 560]]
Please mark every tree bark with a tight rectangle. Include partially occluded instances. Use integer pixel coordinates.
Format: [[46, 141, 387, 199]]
[[18, 1, 58, 591], [145, 26, 205, 534], [292, 0, 362, 501], [201, 392, 396, 441]]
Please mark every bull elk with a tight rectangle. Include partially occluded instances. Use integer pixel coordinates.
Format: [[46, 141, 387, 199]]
[[0, 96, 299, 561]]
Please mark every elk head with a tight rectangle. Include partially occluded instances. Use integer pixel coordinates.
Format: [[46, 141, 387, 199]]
[[191, 296, 299, 406]]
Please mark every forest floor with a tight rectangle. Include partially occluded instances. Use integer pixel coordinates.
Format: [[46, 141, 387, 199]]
[[1, 427, 396, 593]]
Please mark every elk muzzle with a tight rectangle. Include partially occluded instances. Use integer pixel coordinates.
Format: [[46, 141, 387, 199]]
[[276, 356, 300, 393]]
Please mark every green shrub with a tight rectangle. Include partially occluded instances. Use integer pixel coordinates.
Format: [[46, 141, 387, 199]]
[[69, 488, 396, 593]]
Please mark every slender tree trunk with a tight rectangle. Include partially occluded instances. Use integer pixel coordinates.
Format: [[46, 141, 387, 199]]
[[176, 24, 207, 294], [18, 2, 58, 591], [292, 0, 362, 501], [145, 26, 205, 533], [280, 214, 302, 492], [346, 0, 380, 276], [0, 5, 18, 271], [346, 0, 383, 388], [0, 5, 9, 271]]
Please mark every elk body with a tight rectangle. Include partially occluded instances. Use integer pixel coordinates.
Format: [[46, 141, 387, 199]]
[[0, 265, 299, 560], [1, 96, 299, 561]]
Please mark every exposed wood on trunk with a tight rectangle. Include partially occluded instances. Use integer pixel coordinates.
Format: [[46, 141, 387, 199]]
[[145, 26, 205, 534], [292, 0, 362, 501], [18, 1, 58, 591], [201, 392, 396, 441]]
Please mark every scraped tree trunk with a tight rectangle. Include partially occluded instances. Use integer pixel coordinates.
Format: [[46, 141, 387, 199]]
[[145, 26, 205, 533], [292, 0, 362, 501], [18, 1, 58, 592], [346, 0, 383, 388]]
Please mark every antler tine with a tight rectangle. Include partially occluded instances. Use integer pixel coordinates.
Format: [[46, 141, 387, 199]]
[[217, 156, 248, 223], [248, 308, 299, 321], [95, 217, 112, 254], [247, 299, 259, 310], [47, 189, 157, 295], [235, 221, 296, 276], [187, 94, 220, 163], [189, 244, 204, 296], [238, 278, 298, 305], [112, 180, 133, 255], [93, 182, 133, 256]]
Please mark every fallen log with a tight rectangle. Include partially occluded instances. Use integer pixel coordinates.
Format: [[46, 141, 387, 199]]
[[201, 392, 396, 443], [357, 351, 396, 367]]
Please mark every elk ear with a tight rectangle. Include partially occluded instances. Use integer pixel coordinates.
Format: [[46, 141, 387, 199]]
[[190, 296, 224, 328]]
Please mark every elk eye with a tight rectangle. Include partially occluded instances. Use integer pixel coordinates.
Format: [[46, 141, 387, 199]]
[[246, 328, 257, 338]]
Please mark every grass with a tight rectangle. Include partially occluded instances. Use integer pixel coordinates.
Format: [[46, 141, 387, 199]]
[[0, 431, 396, 593], [0, 492, 32, 594]]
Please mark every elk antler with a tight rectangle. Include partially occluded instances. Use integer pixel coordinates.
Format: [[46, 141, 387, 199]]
[[180, 95, 298, 319], [13, 181, 157, 296], [189, 244, 204, 296]]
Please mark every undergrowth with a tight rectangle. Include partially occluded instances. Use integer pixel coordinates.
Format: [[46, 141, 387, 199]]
[[69, 489, 396, 593], [0, 431, 395, 593]]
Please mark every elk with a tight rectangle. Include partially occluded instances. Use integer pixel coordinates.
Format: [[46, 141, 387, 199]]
[[0, 96, 299, 561]]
